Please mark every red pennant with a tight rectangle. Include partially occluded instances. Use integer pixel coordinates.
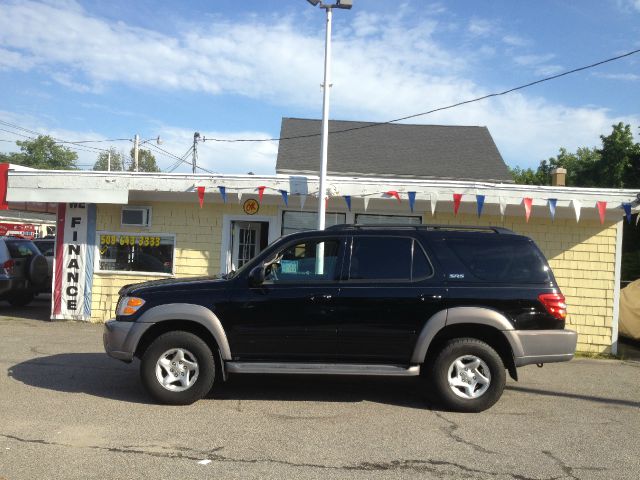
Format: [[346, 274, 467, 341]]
[[523, 197, 533, 222], [257, 186, 266, 203], [597, 201, 607, 225], [386, 190, 401, 202], [0, 163, 8, 210], [453, 193, 462, 215], [196, 186, 205, 208]]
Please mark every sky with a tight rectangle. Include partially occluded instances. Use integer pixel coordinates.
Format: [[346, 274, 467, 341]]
[[0, 0, 639, 175]]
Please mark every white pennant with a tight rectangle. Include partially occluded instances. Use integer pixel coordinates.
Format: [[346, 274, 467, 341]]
[[430, 192, 439, 216], [237, 191, 243, 204], [636, 212, 639, 226], [499, 197, 507, 218], [299, 194, 306, 210], [572, 200, 581, 223], [363, 197, 369, 212]]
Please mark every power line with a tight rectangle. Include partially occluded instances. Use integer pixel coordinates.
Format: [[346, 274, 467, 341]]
[[199, 47, 640, 143]]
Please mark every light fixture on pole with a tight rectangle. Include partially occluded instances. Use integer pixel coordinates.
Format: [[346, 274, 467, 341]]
[[307, 0, 352, 233]]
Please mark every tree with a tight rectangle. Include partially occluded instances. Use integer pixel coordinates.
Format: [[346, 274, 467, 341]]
[[511, 123, 639, 188], [128, 148, 160, 172], [93, 148, 125, 171], [0, 135, 78, 170]]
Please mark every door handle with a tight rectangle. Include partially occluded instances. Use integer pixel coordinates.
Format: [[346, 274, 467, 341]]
[[419, 294, 443, 302], [310, 294, 333, 302]]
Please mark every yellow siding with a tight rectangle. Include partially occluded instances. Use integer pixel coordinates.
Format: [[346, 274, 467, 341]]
[[425, 212, 617, 353], [90, 201, 277, 322]]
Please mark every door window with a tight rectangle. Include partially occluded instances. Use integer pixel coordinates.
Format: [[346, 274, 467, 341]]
[[265, 239, 341, 283]]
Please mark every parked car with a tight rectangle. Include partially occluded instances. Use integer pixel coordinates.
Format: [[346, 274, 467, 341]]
[[104, 224, 577, 412], [33, 237, 55, 293], [0, 236, 49, 306]]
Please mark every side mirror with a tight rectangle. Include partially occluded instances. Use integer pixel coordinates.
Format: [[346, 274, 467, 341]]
[[248, 264, 265, 287]]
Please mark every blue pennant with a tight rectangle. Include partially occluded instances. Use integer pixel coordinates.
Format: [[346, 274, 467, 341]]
[[476, 194, 485, 217], [279, 189, 288, 206], [218, 186, 227, 203], [622, 203, 632, 224], [344, 195, 351, 211], [408, 192, 416, 213], [548, 198, 557, 221]]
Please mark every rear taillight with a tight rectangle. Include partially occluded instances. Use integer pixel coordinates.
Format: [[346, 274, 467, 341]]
[[538, 293, 567, 320], [2, 259, 15, 275]]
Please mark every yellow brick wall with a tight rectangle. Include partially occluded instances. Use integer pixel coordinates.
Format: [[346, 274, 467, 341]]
[[90, 201, 277, 322], [425, 212, 617, 353]]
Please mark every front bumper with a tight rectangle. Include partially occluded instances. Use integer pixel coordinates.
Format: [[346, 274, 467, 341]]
[[504, 329, 578, 367], [103, 319, 152, 362]]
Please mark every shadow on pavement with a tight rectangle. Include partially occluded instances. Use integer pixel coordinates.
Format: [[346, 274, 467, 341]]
[[9, 353, 436, 409], [0, 294, 51, 321], [506, 385, 640, 409]]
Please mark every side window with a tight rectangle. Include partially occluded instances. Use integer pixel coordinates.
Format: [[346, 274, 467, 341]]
[[412, 241, 433, 279], [349, 237, 412, 281], [265, 239, 340, 283]]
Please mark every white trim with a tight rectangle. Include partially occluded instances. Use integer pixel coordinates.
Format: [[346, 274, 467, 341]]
[[611, 219, 624, 355], [220, 214, 277, 274], [94, 231, 176, 276]]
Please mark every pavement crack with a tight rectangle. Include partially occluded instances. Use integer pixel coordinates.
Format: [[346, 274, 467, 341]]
[[542, 450, 606, 479], [1, 433, 553, 479], [434, 411, 498, 454]]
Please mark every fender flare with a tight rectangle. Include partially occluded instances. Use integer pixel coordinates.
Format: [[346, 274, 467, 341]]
[[137, 303, 232, 360], [410, 306, 520, 364]]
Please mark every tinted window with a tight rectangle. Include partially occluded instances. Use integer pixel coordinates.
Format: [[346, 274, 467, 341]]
[[5, 240, 40, 258], [446, 236, 551, 283], [412, 242, 433, 279], [266, 239, 340, 283], [349, 237, 412, 280], [34, 240, 54, 256], [281, 211, 346, 235]]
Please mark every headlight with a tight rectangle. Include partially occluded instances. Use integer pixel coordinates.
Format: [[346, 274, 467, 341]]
[[117, 296, 146, 316]]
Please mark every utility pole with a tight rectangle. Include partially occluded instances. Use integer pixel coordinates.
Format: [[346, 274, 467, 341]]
[[193, 132, 201, 174], [107, 151, 111, 172], [133, 134, 140, 172]]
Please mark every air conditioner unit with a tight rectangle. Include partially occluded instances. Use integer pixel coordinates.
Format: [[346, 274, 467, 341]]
[[121, 206, 152, 227]]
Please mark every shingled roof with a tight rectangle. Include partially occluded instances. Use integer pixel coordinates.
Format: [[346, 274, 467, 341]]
[[276, 118, 513, 183]]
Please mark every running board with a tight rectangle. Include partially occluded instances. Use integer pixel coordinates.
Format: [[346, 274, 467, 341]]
[[225, 362, 420, 376]]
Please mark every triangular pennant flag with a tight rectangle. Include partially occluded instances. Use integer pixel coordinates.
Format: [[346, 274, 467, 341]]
[[386, 190, 401, 203], [257, 186, 266, 203], [196, 186, 205, 208], [476, 194, 485, 217], [279, 190, 288, 206], [408, 191, 416, 213], [430, 192, 439, 216], [453, 193, 463, 216], [363, 197, 370, 212], [622, 203, 632, 224], [218, 186, 227, 203], [299, 194, 306, 210], [572, 200, 581, 223], [0, 163, 8, 210], [548, 198, 557, 222], [344, 195, 352, 211], [596, 201, 607, 225], [237, 191, 243, 204], [523, 197, 533, 223], [499, 197, 507, 218]]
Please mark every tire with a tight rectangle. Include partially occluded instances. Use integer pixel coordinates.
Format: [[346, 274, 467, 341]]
[[140, 331, 216, 405], [8, 292, 34, 307], [428, 338, 506, 413]]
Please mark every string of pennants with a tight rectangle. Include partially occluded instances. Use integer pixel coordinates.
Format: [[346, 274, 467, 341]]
[[195, 185, 638, 225]]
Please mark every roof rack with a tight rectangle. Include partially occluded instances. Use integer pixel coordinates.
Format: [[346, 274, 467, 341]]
[[324, 224, 514, 234]]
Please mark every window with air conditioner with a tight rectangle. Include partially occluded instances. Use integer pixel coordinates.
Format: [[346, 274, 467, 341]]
[[121, 206, 152, 227]]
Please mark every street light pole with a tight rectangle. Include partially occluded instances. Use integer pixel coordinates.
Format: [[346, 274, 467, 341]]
[[317, 5, 332, 233]]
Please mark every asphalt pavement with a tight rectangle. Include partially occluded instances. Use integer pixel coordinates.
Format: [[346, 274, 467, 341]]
[[1, 299, 639, 479]]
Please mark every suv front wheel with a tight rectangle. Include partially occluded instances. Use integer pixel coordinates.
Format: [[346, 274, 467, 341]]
[[429, 338, 506, 413], [140, 331, 216, 405]]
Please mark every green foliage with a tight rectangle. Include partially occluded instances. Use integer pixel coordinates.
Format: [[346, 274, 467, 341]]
[[511, 123, 640, 188], [0, 135, 78, 170], [93, 148, 125, 171], [128, 148, 160, 173]]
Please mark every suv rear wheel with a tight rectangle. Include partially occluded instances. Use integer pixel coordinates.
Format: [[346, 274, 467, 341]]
[[140, 331, 216, 405], [429, 338, 506, 412]]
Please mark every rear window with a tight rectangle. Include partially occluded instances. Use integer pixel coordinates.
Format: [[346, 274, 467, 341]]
[[445, 236, 551, 283], [5, 240, 40, 259]]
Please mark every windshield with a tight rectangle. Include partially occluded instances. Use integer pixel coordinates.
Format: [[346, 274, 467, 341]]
[[225, 234, 290, 279]]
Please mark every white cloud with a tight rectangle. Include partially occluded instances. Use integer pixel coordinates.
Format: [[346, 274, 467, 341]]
[[593, 72, 640, 81], [0, 0, 637, 171], [616, 0, 640, 12], [502, 35, 530, 47]]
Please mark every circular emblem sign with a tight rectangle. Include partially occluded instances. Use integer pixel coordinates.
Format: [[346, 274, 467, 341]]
[[243, 198, 259, 215]]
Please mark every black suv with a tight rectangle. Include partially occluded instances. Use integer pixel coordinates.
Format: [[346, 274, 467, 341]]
[[104, 225, 577, 412]]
